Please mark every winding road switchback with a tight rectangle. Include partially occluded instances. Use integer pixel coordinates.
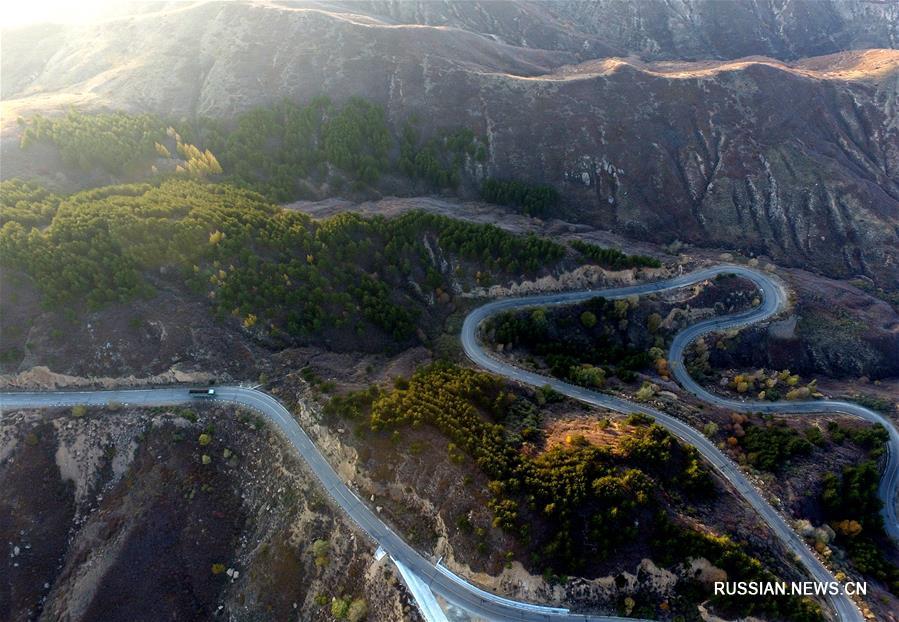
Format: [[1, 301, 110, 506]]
[[1, 265, 895, 622], [462, 264, 898, 622]]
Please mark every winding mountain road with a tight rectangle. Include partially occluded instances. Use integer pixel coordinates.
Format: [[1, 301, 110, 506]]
[[0, 388, 643, 622], [666, 270, 899, 546], [1, 264, 894, 622], [461, 264, 897, 622]]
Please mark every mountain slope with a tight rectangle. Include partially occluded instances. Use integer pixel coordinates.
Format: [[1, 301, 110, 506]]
[[298, 0, 899, 60], [1, 0, 897, 286]]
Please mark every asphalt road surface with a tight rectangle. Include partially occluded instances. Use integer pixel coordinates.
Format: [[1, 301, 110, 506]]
[[461, 264, 898, 622], [0, 387, 648, 622], [2, 264, 892, 622]]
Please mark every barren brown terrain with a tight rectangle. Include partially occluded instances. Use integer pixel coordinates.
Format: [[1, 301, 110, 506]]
[[0, 404, 418, 622]]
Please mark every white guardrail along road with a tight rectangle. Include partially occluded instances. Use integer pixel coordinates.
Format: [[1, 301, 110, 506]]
[[2, 265, 895, 622]]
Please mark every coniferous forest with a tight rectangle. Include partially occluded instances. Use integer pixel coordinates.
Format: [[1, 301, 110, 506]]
[[1, 103, 867, 622], [0, 178, 573, 348], [326, 363, 823, 622]]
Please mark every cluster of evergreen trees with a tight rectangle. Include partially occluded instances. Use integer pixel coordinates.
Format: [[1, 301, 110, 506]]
[[18, 99, 494, 205], [739, 421, 814, 471], [480, 177, 558, 217], [0, 179, 571, 346], [487, 295, 657, 384], [0, 180, 59, 228], [819, 427, 899, 594], [569, 239, 661, 270], [329, 364, 816, 619], [185, 98, 330, 200], [346, 363, 709, 572], [164, 97, 393, 200], [19, 110, 168, 176], [169, 96, 393, 197], [321, 98, 391, 184], [398, 122, 485, 190], [19, 99, 486, 203]]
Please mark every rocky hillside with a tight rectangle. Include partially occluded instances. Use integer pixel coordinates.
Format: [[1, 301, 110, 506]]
[[0, 404, 411, 622], [316, 0, 899, 60], [2, 0, 898, 286], [710, 269, 899, 380]]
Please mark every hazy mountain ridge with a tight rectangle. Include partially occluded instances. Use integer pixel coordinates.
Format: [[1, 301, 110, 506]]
[[277, 0, 899, 61], [1, 0, 897, 285]]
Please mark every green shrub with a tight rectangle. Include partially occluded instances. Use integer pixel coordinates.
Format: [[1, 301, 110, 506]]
[[740, 422, 811, 472], [580, 311, 597, 327], [331, 597, 350, 619], [311, 538, 330, 567]]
